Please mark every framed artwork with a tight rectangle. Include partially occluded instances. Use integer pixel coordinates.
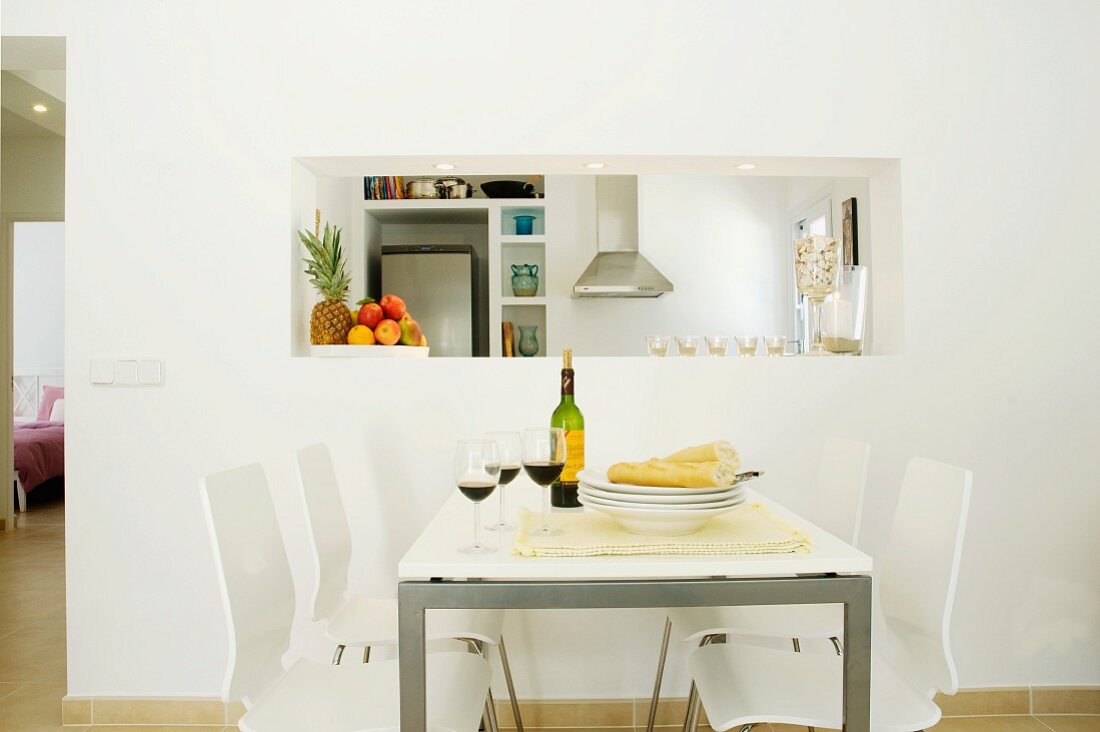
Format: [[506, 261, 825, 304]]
[[842, 197, 859, 265]]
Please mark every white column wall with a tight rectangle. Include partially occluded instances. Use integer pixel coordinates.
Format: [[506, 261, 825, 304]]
[[2, 0, 1098, 697]]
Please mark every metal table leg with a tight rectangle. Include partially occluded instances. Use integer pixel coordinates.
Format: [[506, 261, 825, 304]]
[[398, 575, 872, 732]]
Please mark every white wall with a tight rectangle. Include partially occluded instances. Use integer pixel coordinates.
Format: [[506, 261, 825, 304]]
[[13, 220, 65, 368], [3, 0, 1099, 699]]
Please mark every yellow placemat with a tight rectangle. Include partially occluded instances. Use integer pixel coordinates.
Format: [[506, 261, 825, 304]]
[[513, 503, 812, 557]]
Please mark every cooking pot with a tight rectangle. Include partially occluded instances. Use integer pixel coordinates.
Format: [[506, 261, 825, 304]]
[[440, 181, 474, 199], [405, 178, 440, 199]]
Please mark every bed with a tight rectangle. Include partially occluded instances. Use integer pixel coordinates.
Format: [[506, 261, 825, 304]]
[[12, 368, 64, 512]]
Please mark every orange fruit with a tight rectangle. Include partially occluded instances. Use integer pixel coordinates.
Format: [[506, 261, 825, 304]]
[[347, 325, 376, 345]]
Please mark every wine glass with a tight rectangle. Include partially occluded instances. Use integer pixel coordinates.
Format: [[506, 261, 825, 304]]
[[485, 431, 522, 531], [453, 440, 500, 554], [522, 428, 566, 537]]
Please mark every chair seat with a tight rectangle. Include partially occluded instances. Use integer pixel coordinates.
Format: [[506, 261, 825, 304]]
[[240, 652, 489, 732], [326, 595, 505, 648], [690, 642, 942, 732], [667, 603, 843, 642]]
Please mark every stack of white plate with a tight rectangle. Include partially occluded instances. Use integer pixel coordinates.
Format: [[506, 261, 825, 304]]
[[576, 469, 749, 537]]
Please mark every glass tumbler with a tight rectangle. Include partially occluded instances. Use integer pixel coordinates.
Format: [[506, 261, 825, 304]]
[[705, 336, 729, 357], [735, 336, 759, 356], [646, 335, 670, 357], [676, 336, 700, 356]]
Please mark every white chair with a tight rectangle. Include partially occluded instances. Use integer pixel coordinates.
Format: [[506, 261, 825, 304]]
[[687, 457, 973, 731], [201, 463, 491, 732], [646, 438, 871, 732], [295, 443, 524, 732]]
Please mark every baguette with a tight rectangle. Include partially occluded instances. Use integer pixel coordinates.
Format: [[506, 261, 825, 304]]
[[607, 459, 738, 488], [662, 440, 740, 470]]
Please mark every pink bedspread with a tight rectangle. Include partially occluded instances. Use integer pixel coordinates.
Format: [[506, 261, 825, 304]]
[[13, 421, 65, 493]]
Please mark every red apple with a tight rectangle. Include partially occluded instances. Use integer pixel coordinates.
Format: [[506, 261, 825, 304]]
[[379, 294, 406, 321], [357, 301, 384, 329], [374, 319, 401, 346]]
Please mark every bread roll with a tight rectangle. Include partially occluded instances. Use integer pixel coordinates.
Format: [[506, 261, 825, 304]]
[[607, 459, 738, 488], [662, 441, 740, 469]]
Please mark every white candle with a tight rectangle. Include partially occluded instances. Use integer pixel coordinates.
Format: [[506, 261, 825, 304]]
[[823, 297, 855, 339]]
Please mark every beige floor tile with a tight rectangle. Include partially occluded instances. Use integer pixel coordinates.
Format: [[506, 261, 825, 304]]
[[935, 688, 1031, 715], [930, 717, 1051, 731], [0, 589, 68, 627], [86, 727, 238, 732], [1034, 689, 1100, 715], [0, 624, 67, 682], [0, 681, 68, 730], [0, 681, 24, 702], [1036, 717, 1100, 732], [496, 700, 634, 728], [634, 698, 709, 727]]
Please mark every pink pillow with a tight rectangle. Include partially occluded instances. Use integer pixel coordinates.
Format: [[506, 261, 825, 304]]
[[37, 385, 64, 421]]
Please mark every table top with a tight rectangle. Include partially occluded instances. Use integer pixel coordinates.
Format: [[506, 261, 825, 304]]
[[398, 485, 872, 581]]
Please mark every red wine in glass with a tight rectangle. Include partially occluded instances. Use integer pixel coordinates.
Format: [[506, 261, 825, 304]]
[[458, 481, 497, 502], [499, 465, 522, 485], [522, 461, 565, 486]]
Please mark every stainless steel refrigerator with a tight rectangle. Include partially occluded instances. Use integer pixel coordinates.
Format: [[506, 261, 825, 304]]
[[381, 245, 477, 357]]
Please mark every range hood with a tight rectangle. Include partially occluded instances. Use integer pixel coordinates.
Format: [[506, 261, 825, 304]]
[[573, 176, 673, 298]]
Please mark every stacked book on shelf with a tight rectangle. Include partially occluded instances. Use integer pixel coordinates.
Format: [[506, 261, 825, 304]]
[[364, 176, 405, 200]]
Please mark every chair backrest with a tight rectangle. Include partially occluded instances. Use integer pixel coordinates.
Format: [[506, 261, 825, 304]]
[[295, 443, 353, 621], [880, 457, 972, 696], [811, 438, 871, 546], [201, 463, 295, 706]]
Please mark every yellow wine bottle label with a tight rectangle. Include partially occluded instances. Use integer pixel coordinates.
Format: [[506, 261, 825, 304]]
[[563, 429, 585, 484]]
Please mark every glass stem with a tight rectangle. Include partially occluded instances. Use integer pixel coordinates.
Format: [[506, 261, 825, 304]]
[[541, 486, 551, 532], [473, 502, 481, 547], [810, 297, 825, 352], [498, 489, 506, 527]]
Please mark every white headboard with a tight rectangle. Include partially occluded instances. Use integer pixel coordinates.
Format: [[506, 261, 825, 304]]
[[12, 367, 64, 421]]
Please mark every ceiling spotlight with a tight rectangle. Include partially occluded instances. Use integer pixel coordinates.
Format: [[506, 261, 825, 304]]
[[434, 162, 456, 170], [32, 104, 48, 113], [585, 162, 606, 169], [736, 163, 756, 170]]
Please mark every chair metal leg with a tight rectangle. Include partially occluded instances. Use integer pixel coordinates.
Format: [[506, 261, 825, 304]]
[[738, 726, 756, 732], [682, 681, 704, 732], [484, 688, 500, 732], [362, 645, 371, 663], [790, 639, 814, 732], [646, 616, 674, 732], [331, 644, 345, 665], [497, 635, 525, 732]]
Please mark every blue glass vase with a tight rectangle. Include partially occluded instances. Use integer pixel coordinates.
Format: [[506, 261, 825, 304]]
[[517, 326, 539, 357]]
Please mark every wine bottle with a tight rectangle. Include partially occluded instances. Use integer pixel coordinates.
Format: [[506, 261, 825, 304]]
[[551, 348, 585, 508]]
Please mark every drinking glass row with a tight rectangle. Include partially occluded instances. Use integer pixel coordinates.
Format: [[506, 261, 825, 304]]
[[646, 334, 791, 357], [454, 428, 566, 554]]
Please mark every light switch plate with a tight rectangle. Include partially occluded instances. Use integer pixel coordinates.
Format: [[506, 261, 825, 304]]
[[90, 358, 115, 385], [138, 359, 163, 385], [114, 360, 139, 385]]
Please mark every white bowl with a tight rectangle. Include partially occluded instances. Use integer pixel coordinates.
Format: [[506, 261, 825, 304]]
[[578, 495, 742, 536], [576, 468, 735, 496], [579, 483, 744, 505]]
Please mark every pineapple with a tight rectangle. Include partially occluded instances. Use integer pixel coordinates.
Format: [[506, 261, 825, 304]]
[[300, 222, 354, 345]]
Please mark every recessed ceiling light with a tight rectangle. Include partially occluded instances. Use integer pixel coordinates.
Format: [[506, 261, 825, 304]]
[[736, 163, 756, 170], [32, 104, 48, 113], [584, 162, 606, 169], [434, 162, 456, 170]]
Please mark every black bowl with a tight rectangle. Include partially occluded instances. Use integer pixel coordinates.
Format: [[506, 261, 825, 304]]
[[480, 180, 535, 198]]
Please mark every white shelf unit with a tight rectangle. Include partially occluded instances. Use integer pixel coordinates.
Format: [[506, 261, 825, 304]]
[[495, 203, 548, 356], [352, 193, 550, 358]]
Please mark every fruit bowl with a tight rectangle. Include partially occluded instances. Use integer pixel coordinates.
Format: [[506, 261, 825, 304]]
[[309, 345, 429, 358]]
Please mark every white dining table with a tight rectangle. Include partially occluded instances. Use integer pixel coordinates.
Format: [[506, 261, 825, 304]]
[[398, 487, 873, 731]]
